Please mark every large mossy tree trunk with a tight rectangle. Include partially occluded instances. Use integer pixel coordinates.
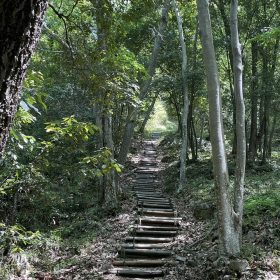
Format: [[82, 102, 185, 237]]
[[197, 0, 241, 256], [0, 0, 48, 157]]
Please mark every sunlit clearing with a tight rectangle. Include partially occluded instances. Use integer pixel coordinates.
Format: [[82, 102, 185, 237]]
[[145, 100, 177, 134]]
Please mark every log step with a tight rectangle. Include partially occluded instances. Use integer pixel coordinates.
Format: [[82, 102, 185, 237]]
[[136, 169, 158, 173], [134, 230, 177, 237], [136, 175, 156, 179], [109, 268, 164, 278], [138, 207, 175, 212], [125, 237, 173, 243], [121, 243, 170, 249], [135, 193, 164, 198], [137, 209, 176, 217], [138, 203, 174, 209], [113, 259, 169, 267], [133, 225, 179, 231], [138, 199, 171, 204], [136, 194, 165, 198], [118, 248, 172, 258], [138, 218, 180, 226]]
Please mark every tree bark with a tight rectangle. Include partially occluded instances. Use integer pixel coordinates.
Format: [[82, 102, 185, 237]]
[[248, 41, 258, 162], [93, 0, 117, 206], [230, 0, 246, 243], [172, 0, 190, 189], [214, 0, 237, 155], [0, 0, 48, 157], [118, 0, 170, 164], [267, 110, 277, 158], [197, 0, 240, 256]]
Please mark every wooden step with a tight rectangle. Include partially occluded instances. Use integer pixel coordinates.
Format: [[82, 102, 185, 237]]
[[138, 209, 176, 217], [136, 196, 167, 201], [125, 237, 173, 243], [133, 181, 156, 185], [134, 230, 177, 237], [135, 193, 164, 197], [136, 169, 158, 173], [113, 259, 169, 267], [120, 243, 169, 249], [134, 187, 156, 191], [118, 248, 172, 258], [136, 174, 156, 179], [138, 202, 172, 208], [136, 194, 165, 198], [109, 268, 164, 278], [138, 199, 171, 204], [138, 217, 180, 226], [133, 225, 179, 231], [135, 192, 163, 197], [138, 203, 174, 209], [138, 207, 175, 213]]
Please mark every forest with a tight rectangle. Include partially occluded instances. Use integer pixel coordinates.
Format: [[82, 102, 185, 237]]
[[0, 0, 279, 279]]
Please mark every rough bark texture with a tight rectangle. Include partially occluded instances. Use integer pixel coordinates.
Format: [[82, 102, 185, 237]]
[[172, 0, 189, 189], [230, 0, 246, 242], [197, 0, 240, 256], [0, 0, 48, 157], [118, 0, 170, 164]]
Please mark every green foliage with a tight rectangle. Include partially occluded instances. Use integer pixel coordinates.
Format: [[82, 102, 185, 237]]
[[0, 223, 41, 254], [244, 190, 280, 226], [251, 27, 280, 45], [45, 116, 99, 143]]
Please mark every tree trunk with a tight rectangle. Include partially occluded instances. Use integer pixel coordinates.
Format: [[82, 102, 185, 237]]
[[197, 0, 240, 256], [138, 92, 160, 134], [188, 18, 199, 161], [267, 110, 277, 158], [104, 115, 117, 208], [248, 41, 258, 162], [230, 0, 246, 243], [215, 0, 237, 155], [172, 0, 190, 189], [0, 0, 48, 157], [93, 0, 117, 206], [118, 0, 170, 164]]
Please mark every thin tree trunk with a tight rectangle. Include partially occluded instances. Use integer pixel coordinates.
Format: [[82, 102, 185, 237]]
[[267, 111, 277, 158], [172, 0, 189, 189], [104, 115, 117, 207], [197, 0, 240, 256], [118, 0, 170, 164], [138, 92, 160, 134], [199, 115, 205, 148], [169, 94, 182, 134], [0, 0, 48, 157], [230, 0, 246, 242], [215, 0, 237, 155], [248, 41, 258, 162]]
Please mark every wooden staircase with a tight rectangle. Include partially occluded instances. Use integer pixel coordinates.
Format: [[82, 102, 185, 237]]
[[108, 140, 180, 279]]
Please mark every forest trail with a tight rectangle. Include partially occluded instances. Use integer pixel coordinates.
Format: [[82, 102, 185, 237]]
[[107, 140, 180, 279]]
